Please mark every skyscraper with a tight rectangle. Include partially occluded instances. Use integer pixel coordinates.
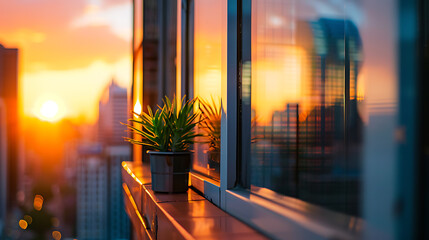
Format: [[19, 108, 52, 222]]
[[77, 80, 130, 239], [0, 44, 18, 212], [0, 99, 8, 238], [99, 80, 130, 239], [76, 144, 108, 240], [105, 145, 131, 239], [98, 80, 128, 146]]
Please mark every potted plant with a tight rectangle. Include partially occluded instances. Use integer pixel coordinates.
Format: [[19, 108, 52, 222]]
[[123, 96, 201, 193], [198, 97, 221, 172]]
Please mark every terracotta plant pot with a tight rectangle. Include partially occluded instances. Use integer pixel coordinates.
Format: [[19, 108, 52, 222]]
[[148, 151, 191, 193]]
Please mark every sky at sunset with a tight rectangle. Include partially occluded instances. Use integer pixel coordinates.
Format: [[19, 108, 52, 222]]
[[0, 0, 132, 123]]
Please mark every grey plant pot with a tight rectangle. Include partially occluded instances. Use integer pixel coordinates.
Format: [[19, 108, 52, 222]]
[[148, 151, 191, 193]]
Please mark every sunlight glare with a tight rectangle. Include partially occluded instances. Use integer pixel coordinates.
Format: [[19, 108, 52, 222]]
[[38, 100, 60, 122], [133, 100, 142, 117]]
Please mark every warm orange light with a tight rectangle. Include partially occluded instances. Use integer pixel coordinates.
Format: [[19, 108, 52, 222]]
[[193, 0, 225, 106], [33, 195, 44, 211], [52, 230, 62, 240], [37, 100, 62, 122], [133, 100, 142, 117], [252, 46, 309, 124], [19, 219, 28, 230], [40, 100, 58, 119]]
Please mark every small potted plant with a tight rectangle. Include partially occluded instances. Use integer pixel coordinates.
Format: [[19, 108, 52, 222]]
[[198, 97, 221, 172], [122, 96, 201, 193]]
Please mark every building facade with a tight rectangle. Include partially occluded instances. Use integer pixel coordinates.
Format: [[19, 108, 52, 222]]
[[0, 44, 18, 212], [0, 99, 7, 238], [128, 0, 429, 239], [77, 144, 108, 240]]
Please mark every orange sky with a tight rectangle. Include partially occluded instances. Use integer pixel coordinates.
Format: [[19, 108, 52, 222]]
[[0, 0, 132, 123]]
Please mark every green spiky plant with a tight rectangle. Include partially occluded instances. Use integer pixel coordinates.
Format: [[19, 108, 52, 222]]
[[198, 97, 221, 155], [122, 96, 201, 152]]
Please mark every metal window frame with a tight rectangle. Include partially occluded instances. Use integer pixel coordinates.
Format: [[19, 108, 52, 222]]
[[416, 0, 429, 238], [396, 0, 421, 239]]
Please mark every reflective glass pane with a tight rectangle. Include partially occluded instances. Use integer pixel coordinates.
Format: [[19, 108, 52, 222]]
[[248, 0, 364, 215], [192, 0, 227, 180]]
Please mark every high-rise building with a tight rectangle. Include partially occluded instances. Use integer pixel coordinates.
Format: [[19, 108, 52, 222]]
[[0, 99, 7, 238], [105, 146, 130, 239], [98, 80, 128, 146], [98, 81, 130, 239], [77, 80, 131, 239], [76, 144, 108, 240], [76, 80, 130, 239], [0, 44, 18, 212]]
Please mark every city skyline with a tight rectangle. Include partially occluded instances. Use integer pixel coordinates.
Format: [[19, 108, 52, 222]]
[[0, 0, 132, 123]]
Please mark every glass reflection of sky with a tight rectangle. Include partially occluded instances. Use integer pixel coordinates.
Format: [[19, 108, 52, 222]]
[[192, 0, 226, 179]]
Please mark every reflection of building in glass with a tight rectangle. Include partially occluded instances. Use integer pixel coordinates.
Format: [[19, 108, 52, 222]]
[[251, 18, 363, 215]]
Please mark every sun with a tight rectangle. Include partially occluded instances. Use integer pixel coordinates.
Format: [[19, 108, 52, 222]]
[[39, 100, 59, 122]]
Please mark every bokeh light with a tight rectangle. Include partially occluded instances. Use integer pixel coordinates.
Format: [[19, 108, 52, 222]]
[[33, 194, 44, 211], [52, 230, 62, 240], [19, 219, 28, 230]]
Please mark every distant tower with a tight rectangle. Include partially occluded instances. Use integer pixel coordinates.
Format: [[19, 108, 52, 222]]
[[76, 144, 108, 240], [0, 99, 8, 237], [98, 79, 131, 239], [0, 44, 18, 212], [98, 80, 128, 145]]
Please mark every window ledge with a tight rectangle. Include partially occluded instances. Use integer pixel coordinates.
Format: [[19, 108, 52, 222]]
[[224, 188, 362, 240], [121, 161, 267, 239]]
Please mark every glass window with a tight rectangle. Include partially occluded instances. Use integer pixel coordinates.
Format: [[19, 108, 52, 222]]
[[242, 0, 387, 217], [192, 0, 227, 180]]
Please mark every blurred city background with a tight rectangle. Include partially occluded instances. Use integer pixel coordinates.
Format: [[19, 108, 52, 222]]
[[0, 0, 132, 239]]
